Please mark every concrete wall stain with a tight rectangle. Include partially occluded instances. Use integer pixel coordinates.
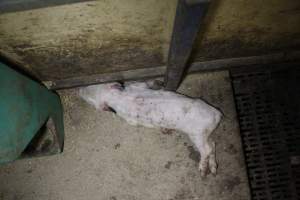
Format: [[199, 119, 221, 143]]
[[11, 36, 163, 80], [0, 0, 299, 80]]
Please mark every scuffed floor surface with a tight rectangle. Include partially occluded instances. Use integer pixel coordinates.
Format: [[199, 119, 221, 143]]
[[0, 71, 250, 200]]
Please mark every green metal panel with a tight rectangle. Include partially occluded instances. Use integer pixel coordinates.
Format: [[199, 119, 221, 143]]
[[0, 62, 64, 163]]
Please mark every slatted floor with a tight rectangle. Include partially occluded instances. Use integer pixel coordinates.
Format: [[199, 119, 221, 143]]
[[231, 64, 300, 200]]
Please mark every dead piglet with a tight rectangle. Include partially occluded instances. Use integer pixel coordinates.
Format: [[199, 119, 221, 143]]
[[79, 81, 222, 176]]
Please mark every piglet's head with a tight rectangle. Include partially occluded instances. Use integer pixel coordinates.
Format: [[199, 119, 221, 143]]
[[79, 82, 123, 110]]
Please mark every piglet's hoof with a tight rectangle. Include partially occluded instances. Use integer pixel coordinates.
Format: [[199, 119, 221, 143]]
[[199, 146, 217, 177]]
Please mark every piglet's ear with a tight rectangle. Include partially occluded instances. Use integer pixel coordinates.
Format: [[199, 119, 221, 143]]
[[111, 82, 124, 91]]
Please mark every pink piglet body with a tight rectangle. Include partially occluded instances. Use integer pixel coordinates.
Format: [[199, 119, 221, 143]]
[[79, 81, 222, 176]]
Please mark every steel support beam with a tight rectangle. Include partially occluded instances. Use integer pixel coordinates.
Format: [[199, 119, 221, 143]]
[[47, 51, 300, 90], [164, 0, 210, 91]]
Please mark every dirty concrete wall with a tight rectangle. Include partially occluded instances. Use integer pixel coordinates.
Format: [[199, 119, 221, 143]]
[[0, 0, 176, 80], [194, 0, 300, 60], [0, 0, 299, 81]]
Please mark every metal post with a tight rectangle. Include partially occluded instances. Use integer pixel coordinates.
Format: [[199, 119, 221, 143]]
[[164, 0, 210, 91]]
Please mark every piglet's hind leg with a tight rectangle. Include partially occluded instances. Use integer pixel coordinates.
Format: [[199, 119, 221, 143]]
[[195, 130, 217, 176]]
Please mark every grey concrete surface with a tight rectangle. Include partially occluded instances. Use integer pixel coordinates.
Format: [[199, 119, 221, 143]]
[[0, 71, 250, 200]]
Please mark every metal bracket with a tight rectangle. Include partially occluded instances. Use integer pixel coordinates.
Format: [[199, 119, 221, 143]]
[[21, 117, 63, 158]]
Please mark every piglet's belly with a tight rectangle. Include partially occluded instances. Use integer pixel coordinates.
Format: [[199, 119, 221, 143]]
[[114, 99, 215, 131]]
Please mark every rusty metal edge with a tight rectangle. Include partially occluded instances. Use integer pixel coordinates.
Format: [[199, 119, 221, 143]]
[[49, 50, 300, 90], [0, 0, 95, 14], [0, 49, 42, 82]]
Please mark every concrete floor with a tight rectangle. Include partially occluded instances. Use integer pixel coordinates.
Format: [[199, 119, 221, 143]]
[[0, 71, 250, 200]]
